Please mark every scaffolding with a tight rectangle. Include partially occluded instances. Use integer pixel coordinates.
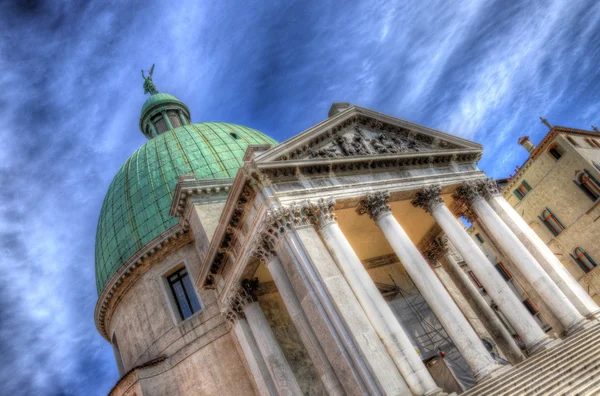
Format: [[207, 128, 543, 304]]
[[377, 278, 476, 391]]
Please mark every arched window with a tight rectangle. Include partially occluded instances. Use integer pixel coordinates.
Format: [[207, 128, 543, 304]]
[[585, 138, 600, 148], [538, 208, 565, 236], [112, 333, 125, 377], [574, 170, 600, 201], [547, 144, 563, 160], [571, 247, 598, 273]]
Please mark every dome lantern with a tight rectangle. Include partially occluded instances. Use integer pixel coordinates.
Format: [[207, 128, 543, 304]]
[[139, 65, 192, 139]]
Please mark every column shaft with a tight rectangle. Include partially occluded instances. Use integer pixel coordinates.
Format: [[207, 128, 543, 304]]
[[277, 233, 376, 395], [431, 203, 549, 352], [244, 302, 304, 396], [233, 318, 278, 396], [178, 110, 188, 125], [161, 110, 173, 130], [488, 194, 600, 318], [471, 197, 587, 334], [148, 122, 158, 138], [319, 222, 440, 395], [266, 257, 345, 396], [375, 213, 502, 381], [441, 251, 525, 364], [292, 225, 409, 395]]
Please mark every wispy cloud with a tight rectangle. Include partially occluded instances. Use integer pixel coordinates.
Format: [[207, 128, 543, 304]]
[[1, 0, 599, 394]]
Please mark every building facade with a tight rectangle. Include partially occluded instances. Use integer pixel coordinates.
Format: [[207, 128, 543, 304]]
[[95, 75, 600, 395]]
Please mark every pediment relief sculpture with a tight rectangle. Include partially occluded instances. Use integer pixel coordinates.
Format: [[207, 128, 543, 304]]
[[276, 116, 462, 161]]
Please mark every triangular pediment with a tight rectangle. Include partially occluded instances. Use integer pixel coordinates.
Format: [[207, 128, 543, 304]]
[[255, 106, 482, 164]]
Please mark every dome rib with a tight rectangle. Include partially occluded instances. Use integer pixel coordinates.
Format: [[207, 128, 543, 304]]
[[95, 122, 276, 294]]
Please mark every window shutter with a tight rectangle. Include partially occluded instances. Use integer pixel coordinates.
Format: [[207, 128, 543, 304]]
[[574, 179, 597, 201], [571, 253, 590, 273], [522, 180, 532, 191], [584, 169, 600, 187], [539, 215, 558, 236], [548, 208, 566, 230], [514, 189, 524, 200], [495, 264, 511, 281], [584, 252, 598, 268]]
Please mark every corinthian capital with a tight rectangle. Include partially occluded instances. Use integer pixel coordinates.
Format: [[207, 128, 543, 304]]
[[412, 184, 444, 213], [356, 191, 392, 221], [307, 197, 337, 229], [480, 178, 501, 199], [453, 181, 484, 205]]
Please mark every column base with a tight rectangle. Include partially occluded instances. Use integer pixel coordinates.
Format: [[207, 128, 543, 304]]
[[525, 334, 558, 356], [424, 387, 446, 396], [564, 317, 593, 336], [586, 308, 600, 321], [473, 363, 512, 383]]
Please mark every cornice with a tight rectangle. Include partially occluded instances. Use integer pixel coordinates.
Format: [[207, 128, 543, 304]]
[[198, 170, 255, 289], [502, 126, 600, 194], [94, 223, 190, 340], [257, 149, 481, 180], [169, 175, 234, 218]]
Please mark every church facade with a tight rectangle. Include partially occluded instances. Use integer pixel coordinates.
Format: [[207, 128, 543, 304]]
[[95, 76, 600, 395]]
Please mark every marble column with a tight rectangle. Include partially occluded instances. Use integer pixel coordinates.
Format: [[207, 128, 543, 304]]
[[305, 198, 442, 396], [481, 178, 600, 319], [232, 281, 304, 396], [357, 192, 503, 382], [284, 203, 412, 396], [253, 230, 345, 396], [222, 305, 278, 396], [161, 110, 173, 130], [438, 240, 525, 364], [413, 185, 549, 355], [455, 181, 588, 335]]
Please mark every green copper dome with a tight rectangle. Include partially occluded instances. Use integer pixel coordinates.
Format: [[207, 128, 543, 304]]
[[95, 122, 277, 294]]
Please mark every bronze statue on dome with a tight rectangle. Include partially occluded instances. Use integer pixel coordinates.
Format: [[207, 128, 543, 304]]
[[141, 64, 159, 95]]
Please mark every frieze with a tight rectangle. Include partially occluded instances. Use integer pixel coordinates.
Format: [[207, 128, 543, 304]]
[[261, 151, 480, 181]]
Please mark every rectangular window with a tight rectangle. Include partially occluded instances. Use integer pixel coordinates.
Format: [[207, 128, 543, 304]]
[[495, 262, 513, 281], [167, 267, 201, 320], [513, 180, 531, 200], [522, 298, 539, 315], [475, 233, 484, 243]]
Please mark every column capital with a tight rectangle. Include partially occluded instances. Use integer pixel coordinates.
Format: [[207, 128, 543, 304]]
[[453, 180, 485, 205], [480, 178, 502, 199], [307, 197, 337, 230], [421, 237, 446, 266], [221, 278, 260, 324], [411, 184, 444, 213], [356, 191, 392, 221]]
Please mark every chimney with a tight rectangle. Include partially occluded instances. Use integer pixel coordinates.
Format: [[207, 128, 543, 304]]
[[518, 136, 536, 153], [328, 102, 350, 118]]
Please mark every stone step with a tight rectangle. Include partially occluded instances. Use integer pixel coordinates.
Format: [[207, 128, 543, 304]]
[[517, 337, 600, 394], [575, 374, 600, 396], [530, 352, 600, 395], [462, 323, 600, 396]]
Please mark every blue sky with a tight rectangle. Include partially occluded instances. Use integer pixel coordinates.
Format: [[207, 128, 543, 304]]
[[1, 0, 599, 394]]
